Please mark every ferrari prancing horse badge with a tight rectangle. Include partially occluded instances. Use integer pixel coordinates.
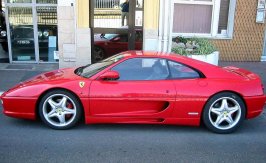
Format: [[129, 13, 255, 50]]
[[79, 81, 85, 88]]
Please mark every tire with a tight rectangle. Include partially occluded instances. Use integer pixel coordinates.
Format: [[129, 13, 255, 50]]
[[94, 46, 105, 62], [203, 92, 246, 134], [38, 90, 82, 130]]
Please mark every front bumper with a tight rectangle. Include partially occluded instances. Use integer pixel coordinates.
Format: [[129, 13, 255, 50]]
[[1, 92, 37, 120]]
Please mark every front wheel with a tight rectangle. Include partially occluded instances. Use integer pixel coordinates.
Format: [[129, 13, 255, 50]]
[[203, 92, 246, 134], [39, 90, 82, 130]]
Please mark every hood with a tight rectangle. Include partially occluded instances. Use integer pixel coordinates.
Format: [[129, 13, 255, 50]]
[[21, 68, 81, 86], [0, 68, 80, 97]]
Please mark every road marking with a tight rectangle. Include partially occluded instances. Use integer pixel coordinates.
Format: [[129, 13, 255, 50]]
[[0, 92, 4, 96]]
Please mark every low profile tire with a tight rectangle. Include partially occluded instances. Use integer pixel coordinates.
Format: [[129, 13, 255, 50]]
[[203, 92, 246, 134], [39, 90, 82, 130], [94, 46, 105, 62]]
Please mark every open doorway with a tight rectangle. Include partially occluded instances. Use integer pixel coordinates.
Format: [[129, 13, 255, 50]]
[[90, 0, 144, 63]]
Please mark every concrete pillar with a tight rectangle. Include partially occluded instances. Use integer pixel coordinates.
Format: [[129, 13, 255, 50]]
[[143, 0, 160, 51], [58, 0, 91, 68], [58, 4, 76, 68]]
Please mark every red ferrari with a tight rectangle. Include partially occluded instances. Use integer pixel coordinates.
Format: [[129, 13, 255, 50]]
[[1, 51, 266, 133]]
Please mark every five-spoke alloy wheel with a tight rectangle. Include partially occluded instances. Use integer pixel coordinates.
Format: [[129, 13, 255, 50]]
[[203, 92, 246, 134], [39, 90, 82, 129]]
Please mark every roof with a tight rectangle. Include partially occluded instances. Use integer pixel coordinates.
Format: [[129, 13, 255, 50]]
[[119, 50, 193, 62]]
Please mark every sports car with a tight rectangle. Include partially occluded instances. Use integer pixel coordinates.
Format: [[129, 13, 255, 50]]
[[1, 51, 266, 133]]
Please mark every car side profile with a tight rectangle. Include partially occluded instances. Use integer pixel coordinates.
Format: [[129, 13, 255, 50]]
[[1, 51, 265, 133]]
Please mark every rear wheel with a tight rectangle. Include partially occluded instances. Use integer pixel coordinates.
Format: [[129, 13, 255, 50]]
[[39, 90, 82, 130], [203, 92, 246, 134]]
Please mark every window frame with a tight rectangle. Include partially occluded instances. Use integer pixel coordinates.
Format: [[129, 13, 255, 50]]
[[110, 57, 170, 81], [170, 0, 236, 39], [167, 60, 204, 80], [107, 57, 205, 81]]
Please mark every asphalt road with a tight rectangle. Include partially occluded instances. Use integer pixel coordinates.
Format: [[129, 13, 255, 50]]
[[0, 104, 266, 163], [0, 65, 266, 163]]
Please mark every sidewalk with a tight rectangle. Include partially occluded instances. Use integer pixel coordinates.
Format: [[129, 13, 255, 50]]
[[0, 62, 265, 93]]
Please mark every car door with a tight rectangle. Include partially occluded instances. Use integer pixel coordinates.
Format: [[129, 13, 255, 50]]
[[89, 58, 176, 120], [166, 60, 207, 120]]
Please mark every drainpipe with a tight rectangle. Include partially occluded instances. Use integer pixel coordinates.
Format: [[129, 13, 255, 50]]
[[262, 28, 266, 61], [158, 0, 163, 52], [158, 0, 171, 52], [162, 0, 169, 52]]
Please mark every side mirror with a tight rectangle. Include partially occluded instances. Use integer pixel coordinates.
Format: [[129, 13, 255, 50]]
[[112, 37, 121, 42], [98, 71, 120, 80]]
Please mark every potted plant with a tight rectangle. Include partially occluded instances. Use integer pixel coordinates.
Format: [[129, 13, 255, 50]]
[[171, 36, 219, 65]]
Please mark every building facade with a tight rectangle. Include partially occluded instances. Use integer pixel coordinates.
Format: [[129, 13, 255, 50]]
[[1, 0, 266, 67]]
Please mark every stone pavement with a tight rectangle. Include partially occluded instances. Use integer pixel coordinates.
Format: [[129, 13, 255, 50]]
[[0, 62, 265, 93]]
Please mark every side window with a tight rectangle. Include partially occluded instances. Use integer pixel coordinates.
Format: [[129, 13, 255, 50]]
[[168, 61, 200, 79], [112, 58, 169, 81]]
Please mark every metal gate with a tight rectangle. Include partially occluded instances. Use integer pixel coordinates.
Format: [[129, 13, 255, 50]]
[[90, 0, 144, 62], [5, 0, 58, 63]]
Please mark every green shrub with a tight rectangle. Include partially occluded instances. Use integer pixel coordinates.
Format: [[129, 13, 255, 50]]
[[171, 37, 216, 56]]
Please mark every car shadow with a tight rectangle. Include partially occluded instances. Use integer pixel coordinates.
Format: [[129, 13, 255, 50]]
[[5, 117, 208, 133], [3, 112, 266, 135]]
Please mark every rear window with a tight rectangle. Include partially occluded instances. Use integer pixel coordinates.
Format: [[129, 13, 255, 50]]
[[168, 60, 200, 79]]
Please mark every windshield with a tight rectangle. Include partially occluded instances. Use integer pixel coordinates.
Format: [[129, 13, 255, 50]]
[[75, 61, 113, 78], [75, 53, 128, 78], [102, 53, 128, 62], [102, 34, 118, 40]]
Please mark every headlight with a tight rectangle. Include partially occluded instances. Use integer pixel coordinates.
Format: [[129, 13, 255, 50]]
[[43, 31, 49, 37], [38, 31, 43, 37], [1, 31, 7, 37]]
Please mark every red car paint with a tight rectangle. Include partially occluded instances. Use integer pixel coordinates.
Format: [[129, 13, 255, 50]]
[[1, 51, 266, 127]]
